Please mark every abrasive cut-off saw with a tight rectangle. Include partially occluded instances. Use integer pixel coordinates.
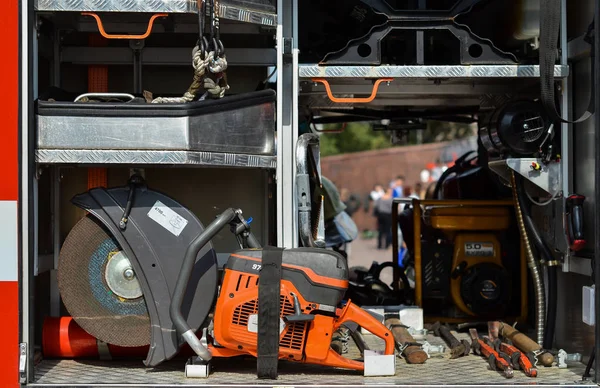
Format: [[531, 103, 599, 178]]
[[57, 176, 394, 376]]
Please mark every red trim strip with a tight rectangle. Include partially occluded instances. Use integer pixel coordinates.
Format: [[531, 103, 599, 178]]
[[0, 0, 18, 201]]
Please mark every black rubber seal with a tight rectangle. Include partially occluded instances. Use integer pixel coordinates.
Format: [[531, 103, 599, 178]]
[[35, 89, 276, 118]]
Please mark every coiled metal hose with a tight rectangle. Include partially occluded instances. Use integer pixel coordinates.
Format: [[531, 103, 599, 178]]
[[511, 171, 545, 345]]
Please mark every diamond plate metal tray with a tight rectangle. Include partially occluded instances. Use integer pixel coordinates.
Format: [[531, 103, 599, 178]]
[[34, 0, 277, 26], [31, 332, 593, 387], [299, 65, 570, 79], [35, 149, 276, 168]]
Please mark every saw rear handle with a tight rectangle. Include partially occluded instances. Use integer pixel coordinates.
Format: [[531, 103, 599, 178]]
[[171, 208, 260, 361]]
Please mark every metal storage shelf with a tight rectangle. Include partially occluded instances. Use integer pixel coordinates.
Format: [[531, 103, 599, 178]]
[[35, 149, 277, 168], [299, 65, 570, 79], [31, 332, 592, 387], [34, 0, 277, 26]]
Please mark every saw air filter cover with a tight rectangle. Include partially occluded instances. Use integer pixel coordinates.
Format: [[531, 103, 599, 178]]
[[58, 215, 150, 347], [479, 100, 549, 156]]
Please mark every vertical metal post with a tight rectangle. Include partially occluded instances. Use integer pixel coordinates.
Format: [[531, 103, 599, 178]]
[[131, 40, 144, 94], [594, 0, 600, 380], [21, 0, 33, 382], [50, 167, 61, 316], [32, 24, 38, 99], [276, 0, 299, 248], [416, 31, 424, 65], [560, 0, 573, 273]]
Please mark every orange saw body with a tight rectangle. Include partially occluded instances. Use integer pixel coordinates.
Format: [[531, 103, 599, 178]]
[[211, 249, 395, 370]]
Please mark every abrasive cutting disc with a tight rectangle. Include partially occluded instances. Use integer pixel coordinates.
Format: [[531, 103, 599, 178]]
[[58, 215, 150, 347]]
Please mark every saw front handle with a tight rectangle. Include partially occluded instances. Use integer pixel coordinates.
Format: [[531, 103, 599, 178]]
[[171, 208, 260, 362], [303, 301, 395, 371], [335, 302, 396, 356]]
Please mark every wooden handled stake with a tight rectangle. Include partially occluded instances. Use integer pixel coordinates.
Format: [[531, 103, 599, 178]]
[[385, 318, 428, 364], [499, 322, 554, 367]]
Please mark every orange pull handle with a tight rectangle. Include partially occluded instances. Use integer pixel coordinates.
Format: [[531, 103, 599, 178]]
[[82, 12, 168, 40], [335, 302, 395, 355], [312, 78, 393, 104]]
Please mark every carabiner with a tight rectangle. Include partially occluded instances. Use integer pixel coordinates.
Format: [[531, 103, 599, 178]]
[[197, 37, 209, 57], [212, 38, 225, 58]]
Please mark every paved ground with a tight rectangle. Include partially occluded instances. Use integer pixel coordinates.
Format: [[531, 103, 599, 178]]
[[346, 235, 395, 285]]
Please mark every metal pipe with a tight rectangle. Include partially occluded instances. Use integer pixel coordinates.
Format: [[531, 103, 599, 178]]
[[414, 199, 423, 307], [170, 207, 240, 361], [511, 171, 545, 345], [594, 0, 600, 380], [296, 133, 324, 248], [514, 174, 558, 349]]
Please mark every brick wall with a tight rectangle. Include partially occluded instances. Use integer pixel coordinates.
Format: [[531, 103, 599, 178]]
[[321, 136, 478, 231]]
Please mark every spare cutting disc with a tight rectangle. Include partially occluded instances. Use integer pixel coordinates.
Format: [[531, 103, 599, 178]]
[[58, 215, 150, 347]]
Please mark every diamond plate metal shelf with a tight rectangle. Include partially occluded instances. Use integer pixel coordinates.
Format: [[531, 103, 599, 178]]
[[299, 65, 570, 79], [34, 0, 277, 26], [31, 332, 592, 387], [35, 149, 276, 169]]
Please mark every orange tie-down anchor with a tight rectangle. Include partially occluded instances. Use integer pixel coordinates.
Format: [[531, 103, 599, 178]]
[[82, 12, 168, 40], [311, 78, 394, 104]]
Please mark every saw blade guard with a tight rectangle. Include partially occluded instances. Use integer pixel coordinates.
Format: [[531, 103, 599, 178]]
[[60, 185, 219, 367]]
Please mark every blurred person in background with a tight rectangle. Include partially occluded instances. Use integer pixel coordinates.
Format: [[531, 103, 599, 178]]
[[370, 184, 385, 202], [420, 168, 431, 184], [403, 186, 420, 200], [375, 188, 394, 250], [340, 188, 362, 217], [415, 182, 425, 199], [392, 175, 405, 198]]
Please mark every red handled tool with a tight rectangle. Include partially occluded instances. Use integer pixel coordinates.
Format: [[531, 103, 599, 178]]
[[499, 342, 538, 377], [469, 329, 513, 378], [566, 194, 586, 251]]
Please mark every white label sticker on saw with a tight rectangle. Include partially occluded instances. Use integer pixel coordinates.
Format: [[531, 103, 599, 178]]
[[147, 200, 188, 237], [247, 314, 285, 334], [465, 242, 494, 257]]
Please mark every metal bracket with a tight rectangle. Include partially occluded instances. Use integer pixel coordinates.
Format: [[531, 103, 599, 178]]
[[283, 37, 293, 57], [488, 158, 562, 195], [557, 349, 582, 368], [129, 168, 146, 179], [19, 343, 27, 384], [421, 341, 444, 358], [407, 327, 428, 339], [185, 357, 211, 378], [35, 166, 44, 180]]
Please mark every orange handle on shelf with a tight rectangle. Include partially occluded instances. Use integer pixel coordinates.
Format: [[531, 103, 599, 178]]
[[312, 78, 393, 103], [82, 12, 168, 40], [335, 302, 396, 355]]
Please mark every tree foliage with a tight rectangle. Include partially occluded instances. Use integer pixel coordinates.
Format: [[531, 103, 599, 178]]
[[318, 120, 476, 157], [319, 122, 390, 156]]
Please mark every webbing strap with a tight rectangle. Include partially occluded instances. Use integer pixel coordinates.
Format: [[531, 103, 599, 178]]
[[257, 247, 284, 379], [540, 0, 595, 124]]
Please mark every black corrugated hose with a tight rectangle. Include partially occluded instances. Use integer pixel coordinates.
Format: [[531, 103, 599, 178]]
[[514, 175, 557, 350]]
